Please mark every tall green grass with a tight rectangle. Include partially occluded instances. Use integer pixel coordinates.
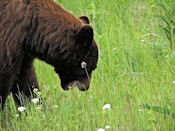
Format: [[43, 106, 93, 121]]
[[1, 0, 175, 130]]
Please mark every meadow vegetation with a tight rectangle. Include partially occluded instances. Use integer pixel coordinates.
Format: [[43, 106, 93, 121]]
[[0, 0, 175, 130]]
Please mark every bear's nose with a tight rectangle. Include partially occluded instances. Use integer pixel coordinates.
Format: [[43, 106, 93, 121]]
[[79, 86, 89, 91], [76, 78, 90, 91]]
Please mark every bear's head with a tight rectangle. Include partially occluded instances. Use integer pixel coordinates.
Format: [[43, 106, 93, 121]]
[[54, 16, 98, 91]]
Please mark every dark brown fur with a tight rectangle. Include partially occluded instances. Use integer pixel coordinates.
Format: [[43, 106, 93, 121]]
[[0, 0, 98, 110]]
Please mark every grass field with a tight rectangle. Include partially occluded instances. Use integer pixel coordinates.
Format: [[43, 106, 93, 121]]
[[1, 0, 175, 130]]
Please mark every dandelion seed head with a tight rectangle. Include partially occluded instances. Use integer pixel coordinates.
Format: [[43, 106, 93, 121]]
[[81, 61, 87, 69]]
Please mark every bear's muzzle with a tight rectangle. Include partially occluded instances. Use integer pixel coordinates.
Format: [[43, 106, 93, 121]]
[[67, 78, 90, 91]]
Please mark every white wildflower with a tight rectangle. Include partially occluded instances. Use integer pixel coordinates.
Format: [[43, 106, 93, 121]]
[[31, 98, 39, 104], [81, 61, 87, 68], [53, 105, 58, 108], [173, 81, 175, 84], [97, 128, 105, 131], [139, 109, 142, 112], [165, 55, 169, 58], [33, 88, 39, 93], [18, 106, 26, 112], [103, 104, 111, 110], [36, 91, 42, 96], [16, 114, 19, 117], [105, 125, 111, 129], [141, 39, 145, 43]]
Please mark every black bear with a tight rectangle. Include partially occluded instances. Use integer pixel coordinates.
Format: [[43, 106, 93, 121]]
[[0, 0, 98, 110]]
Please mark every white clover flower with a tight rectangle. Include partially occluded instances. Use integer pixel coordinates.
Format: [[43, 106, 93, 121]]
[[16, 114, 19, 117], [53, 105, 58, 108], [31, 98, 39, 104], [173, 81, 175, 84], [33, 88, 39, 93], [81, 61, 87, 69], [105, 125, 111, 129], [37, 91, 42, 96], [97, 128, 105, 131], [102, 104, 111, 110], [18, 106, 26, 112]]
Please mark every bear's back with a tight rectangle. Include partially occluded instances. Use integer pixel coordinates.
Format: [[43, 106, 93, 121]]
[[0, 0, 83, 72]]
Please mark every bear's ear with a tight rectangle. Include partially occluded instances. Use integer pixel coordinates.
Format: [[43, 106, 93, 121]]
[[79, 15, 90, 24], [76, 25, 94, 47]]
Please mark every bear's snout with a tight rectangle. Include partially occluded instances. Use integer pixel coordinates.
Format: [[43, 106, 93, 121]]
[[76, 78, 90, 91], [62, 77, 90, 91]]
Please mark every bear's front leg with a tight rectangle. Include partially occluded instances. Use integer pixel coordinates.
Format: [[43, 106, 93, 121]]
[[11, 56, 39, 106], [0, 75, 14, 110]]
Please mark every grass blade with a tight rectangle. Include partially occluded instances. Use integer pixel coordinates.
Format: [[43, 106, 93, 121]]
[[159, 25, 171, 41], [157, 3, 168, 14], [157, 15, 170, 27], [172, 5, 175, 16]]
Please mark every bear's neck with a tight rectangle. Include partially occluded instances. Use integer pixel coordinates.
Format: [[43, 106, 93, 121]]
[[25, 27, 76, 65]]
